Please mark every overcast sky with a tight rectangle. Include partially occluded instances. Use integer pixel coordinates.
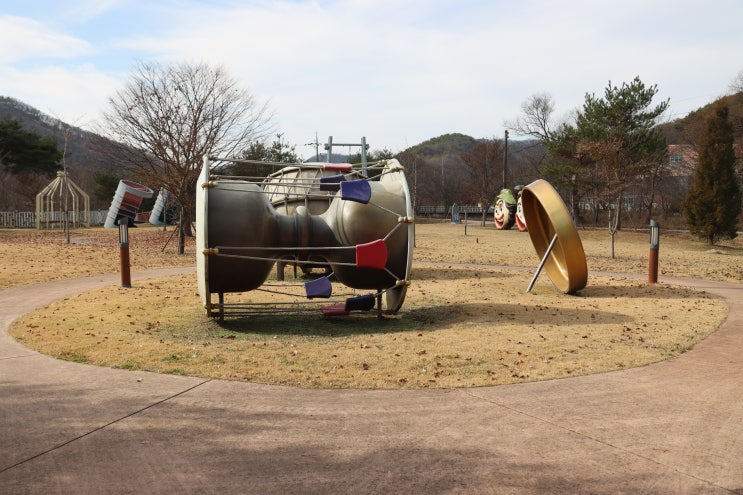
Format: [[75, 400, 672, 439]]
[[1, 0, 741, 160]]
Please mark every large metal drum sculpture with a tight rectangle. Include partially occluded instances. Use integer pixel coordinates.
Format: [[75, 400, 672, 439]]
[[149, 187, 172, 226], [196, 158, 414, 318], [521, 179, 587, 294], [104, 180, 154, 228], [263, 165, 362, 215]]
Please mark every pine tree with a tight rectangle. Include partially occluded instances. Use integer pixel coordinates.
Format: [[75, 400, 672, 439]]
[[0, 118, 62, 176], [683, 101, 741, 244]]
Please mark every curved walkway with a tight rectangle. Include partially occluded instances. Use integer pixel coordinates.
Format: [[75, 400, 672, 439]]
[[1, 268, 742, 494]]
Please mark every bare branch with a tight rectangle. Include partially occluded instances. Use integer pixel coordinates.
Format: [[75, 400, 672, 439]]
[[505, 93, 556, 141], [99, 60, 274, 249], [728, 69, 743, 94]]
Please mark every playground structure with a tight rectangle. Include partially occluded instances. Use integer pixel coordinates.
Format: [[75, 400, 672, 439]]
[[103, 180, 154, 228], [97, 157, 586, 316], [149, 187, 174, 227], [196, 157, 415, 319], [195, 155, 588, 319], [493, 185, 527, 232], [35, 171, 91, 229]]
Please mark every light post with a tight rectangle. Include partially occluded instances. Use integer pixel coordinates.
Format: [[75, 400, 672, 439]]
[[118, 219, 132, 288], [648, 220, 660, 283]]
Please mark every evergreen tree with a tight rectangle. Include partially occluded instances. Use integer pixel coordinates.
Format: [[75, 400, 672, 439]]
[[218, 134, 301, 177], [92, 171, 122, 203], [574, 77, 669, 226], [0, 118, 62, 176], [683, 101, 741, 244]]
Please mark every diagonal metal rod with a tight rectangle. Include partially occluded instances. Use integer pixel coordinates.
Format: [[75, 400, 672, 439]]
[[526, 233, 558, 293]]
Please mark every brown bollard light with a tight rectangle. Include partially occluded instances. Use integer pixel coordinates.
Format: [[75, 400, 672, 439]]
[[118, 219, 132, 288], [648, 220, 660, 284]]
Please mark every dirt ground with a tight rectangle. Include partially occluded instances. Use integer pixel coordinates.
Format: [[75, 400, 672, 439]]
[[3, 222, 741, 389]]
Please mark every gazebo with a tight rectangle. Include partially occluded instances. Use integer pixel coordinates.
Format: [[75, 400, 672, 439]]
[[35, 171, 90, 229]]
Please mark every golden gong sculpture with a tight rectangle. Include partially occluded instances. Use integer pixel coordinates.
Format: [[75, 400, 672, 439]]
[[521, 179, 588, 294]]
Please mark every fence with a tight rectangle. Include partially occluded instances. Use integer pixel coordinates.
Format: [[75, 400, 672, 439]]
[[4, 206, 492, 227], [0, 210, 109, 228], [416, 205, 493, 218]]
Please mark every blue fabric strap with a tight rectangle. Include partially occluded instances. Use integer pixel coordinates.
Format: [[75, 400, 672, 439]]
[[345, 294, 376, 311], [305, 276, 332, 299], [340, 179, 372, 204], [320, 174, 346, 192]]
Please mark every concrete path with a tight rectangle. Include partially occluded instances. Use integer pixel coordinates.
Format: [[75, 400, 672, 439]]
[[1, 269, 742, 494]]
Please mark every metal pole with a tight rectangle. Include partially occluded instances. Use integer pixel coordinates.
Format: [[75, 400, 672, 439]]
[[526, 233, 558, 293], [326, 135, 333, 162], [361, 136, 368, 176], [502, 130, 509, 190]]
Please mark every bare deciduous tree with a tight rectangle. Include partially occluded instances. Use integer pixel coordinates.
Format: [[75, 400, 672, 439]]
[[460, 139, 504, 226], [506, 92, 557, 141], [729, 69, 743, 94], [101, 61, 273, 253]]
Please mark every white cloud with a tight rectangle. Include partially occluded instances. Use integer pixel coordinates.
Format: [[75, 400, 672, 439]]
[[0, 16, 93, 63], [0, 63, 120, 128], [64, 0, 123, 23]]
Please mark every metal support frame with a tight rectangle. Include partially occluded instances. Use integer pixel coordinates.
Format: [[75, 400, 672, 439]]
[[324, 136, 369, 175], [35, 171, 91, 230], [526, 233, 558, 293]]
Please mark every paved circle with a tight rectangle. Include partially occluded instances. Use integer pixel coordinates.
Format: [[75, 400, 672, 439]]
[[1, 268, 742, 494]]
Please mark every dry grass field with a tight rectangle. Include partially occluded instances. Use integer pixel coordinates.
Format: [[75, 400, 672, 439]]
[[2, 222, 741, 389]]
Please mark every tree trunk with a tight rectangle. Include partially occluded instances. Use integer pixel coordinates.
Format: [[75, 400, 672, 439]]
[[645, 174, 657, 224], [177, 205, 185, 255], [608, 192, 623, 259]]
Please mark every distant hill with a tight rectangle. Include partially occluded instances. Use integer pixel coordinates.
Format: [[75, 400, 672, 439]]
[[0, 96, 114, 177], [0, 97, 611, 211], [0, 96, 123, 209], [304, 152, 352, 163], [659, 91, 743, 145], [405, 132, 479, 158], [399, 132, 544, 188]]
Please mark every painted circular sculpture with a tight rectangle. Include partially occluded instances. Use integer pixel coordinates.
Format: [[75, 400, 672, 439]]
[[515, 194, 528, 232], [493, 198, 516, 230], [521, 179, 587, 294]]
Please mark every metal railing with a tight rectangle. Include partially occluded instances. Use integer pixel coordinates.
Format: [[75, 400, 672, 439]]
[[416, 205, 493, 217], [0, 210, 109, 228]]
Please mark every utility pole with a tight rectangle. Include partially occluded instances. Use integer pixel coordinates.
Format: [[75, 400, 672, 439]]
[[306, 132, 320, 161], [502, 130, 509, 190]]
